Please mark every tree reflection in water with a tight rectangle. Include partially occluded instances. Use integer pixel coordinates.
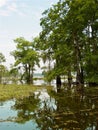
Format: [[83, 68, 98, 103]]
[[13, 88, 98, 130]]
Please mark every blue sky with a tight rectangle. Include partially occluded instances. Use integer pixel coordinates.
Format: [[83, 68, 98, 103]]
[[0, 0, 58, 69]]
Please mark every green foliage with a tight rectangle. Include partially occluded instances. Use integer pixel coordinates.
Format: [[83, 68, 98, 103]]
[[11, 37, 40, 84], [0, 52, 8, 83], [39, 0, 98, 86], [0, 52, 6, 64], [0, 65, 6, 83]]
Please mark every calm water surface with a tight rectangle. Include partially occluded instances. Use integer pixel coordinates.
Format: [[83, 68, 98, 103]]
[[0, 86, 98, 130]]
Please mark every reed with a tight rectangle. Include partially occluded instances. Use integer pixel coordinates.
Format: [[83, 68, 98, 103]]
[[0, 84, 46, 101]]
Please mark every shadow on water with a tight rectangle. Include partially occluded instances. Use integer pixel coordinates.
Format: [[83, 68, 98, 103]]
[[0, 87, 98, 130]]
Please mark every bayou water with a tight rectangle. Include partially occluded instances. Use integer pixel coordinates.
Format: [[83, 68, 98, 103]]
[[0, 86, 98, 130]]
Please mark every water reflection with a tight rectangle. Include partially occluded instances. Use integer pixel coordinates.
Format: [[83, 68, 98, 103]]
[[13, 89, 98, 130], [0, 100, 17, 120], [0, 88, 98, 130]]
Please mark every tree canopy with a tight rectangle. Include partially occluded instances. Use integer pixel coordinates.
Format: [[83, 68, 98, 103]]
[[11, 37, 39, 84], [39, 0, 98, 88]]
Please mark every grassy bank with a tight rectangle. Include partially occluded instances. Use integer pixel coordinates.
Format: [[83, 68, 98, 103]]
[[0, 83, 98, 101], [0, 84, 47, 101]]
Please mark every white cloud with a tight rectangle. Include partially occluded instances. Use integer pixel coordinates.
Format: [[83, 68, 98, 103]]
[[0, 0, 9, 16], [7, 3, 17, 12], [7, 2, 26, 16], [0, 0, 7, 7], [0, 9, 9, 16], [0, 1, 26, 16]]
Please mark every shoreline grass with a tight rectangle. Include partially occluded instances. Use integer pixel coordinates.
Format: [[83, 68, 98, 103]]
[[0, 84, 49, 101], [0, 84, 98, 101]]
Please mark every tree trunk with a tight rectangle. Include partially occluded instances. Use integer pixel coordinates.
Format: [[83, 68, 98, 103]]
[[68, 70, 72, 89], [73, 32, 84, 87], [56, 75, 61, 90], [0, 75, 2, 84], [31, 66, 34, 84], [28, 64, 31, 84]]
